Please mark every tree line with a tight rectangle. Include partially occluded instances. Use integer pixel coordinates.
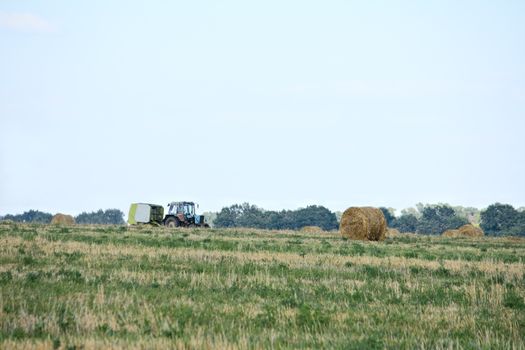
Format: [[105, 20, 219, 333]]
[[213, 203, 339, 231], [383, 203, 525, 236], [1, 209, 125, 225], [382, 205, 468, 235]]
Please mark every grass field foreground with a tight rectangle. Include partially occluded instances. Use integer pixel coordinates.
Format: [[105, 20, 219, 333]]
[[0, 222, 524, 349]]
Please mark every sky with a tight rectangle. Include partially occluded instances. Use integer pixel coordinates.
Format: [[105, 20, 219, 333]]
[[1, 1, 524, 217]]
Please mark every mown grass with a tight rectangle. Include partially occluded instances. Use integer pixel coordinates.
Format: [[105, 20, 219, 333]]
[[0, 221, 524, 349]]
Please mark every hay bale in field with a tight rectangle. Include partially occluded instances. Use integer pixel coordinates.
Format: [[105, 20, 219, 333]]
[[300, 226, 323, 233], [442, 225, 484, 238], [51, 213, 75, 225], [458, 224, 484, 237], [339, 207, 387, 241], [386, 227, 400, 237], [442, 229, 460, 237]]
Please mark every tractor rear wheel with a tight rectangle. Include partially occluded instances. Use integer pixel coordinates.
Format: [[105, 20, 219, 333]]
[[165, 217, 180, 228]]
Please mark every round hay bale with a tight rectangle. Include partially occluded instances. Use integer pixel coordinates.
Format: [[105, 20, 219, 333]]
[[386, 227, 400, 238], [458, 224, 484, 237], [442, 229, 460, 237], [51, 213, 75, 225], [340, 207, 387, 241], [300, 226, 323, 233]]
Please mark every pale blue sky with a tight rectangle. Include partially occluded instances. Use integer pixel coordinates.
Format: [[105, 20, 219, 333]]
[[1, 1, 524, 216]]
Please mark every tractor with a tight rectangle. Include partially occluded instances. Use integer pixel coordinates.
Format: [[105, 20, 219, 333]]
[[127, 201, 209, 228], [164, 201, 209, 228]]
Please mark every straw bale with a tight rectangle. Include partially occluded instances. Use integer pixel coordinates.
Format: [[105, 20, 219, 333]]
[[51, 213, 75, 225], [458, 224, 484, 237], [386, 228, 400, 238], [442, 229, 460, 237], [339, 207, 387, 241]]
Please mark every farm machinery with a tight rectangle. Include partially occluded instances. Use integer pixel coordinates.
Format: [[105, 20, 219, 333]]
[[128, 201, 209, 228]]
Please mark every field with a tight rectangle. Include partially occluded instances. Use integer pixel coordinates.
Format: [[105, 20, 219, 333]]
[[0, 222, 524, 349]]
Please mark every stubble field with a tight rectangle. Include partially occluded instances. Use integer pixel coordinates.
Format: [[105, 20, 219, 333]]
[[0, 221, 524, 349]]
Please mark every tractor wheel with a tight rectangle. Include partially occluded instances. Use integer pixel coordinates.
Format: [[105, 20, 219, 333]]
[[165, 217, 180, 228], [203, 224, 210, 228]]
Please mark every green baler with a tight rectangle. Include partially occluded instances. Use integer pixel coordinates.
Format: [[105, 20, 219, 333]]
[[127, 203, 165, 225]]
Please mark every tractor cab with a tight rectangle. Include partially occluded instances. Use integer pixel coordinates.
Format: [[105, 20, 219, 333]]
[[167, 201, 195, 221]]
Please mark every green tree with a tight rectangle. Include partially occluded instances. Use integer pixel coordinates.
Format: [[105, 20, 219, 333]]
[[416, 205, 468, 235], [291, 205, 338, 231], [480, 203, 519, 235], [508, 212, 525, 236], [75, 209, 125, 225], [103, 209, 125, 225], [214, 203, 252, 228], [237, 203, 267, 228], [400, 207, 421, 218], [379, 207, 396, 226], [453, 206, 481, 225], [392, 214, 418, 233]]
